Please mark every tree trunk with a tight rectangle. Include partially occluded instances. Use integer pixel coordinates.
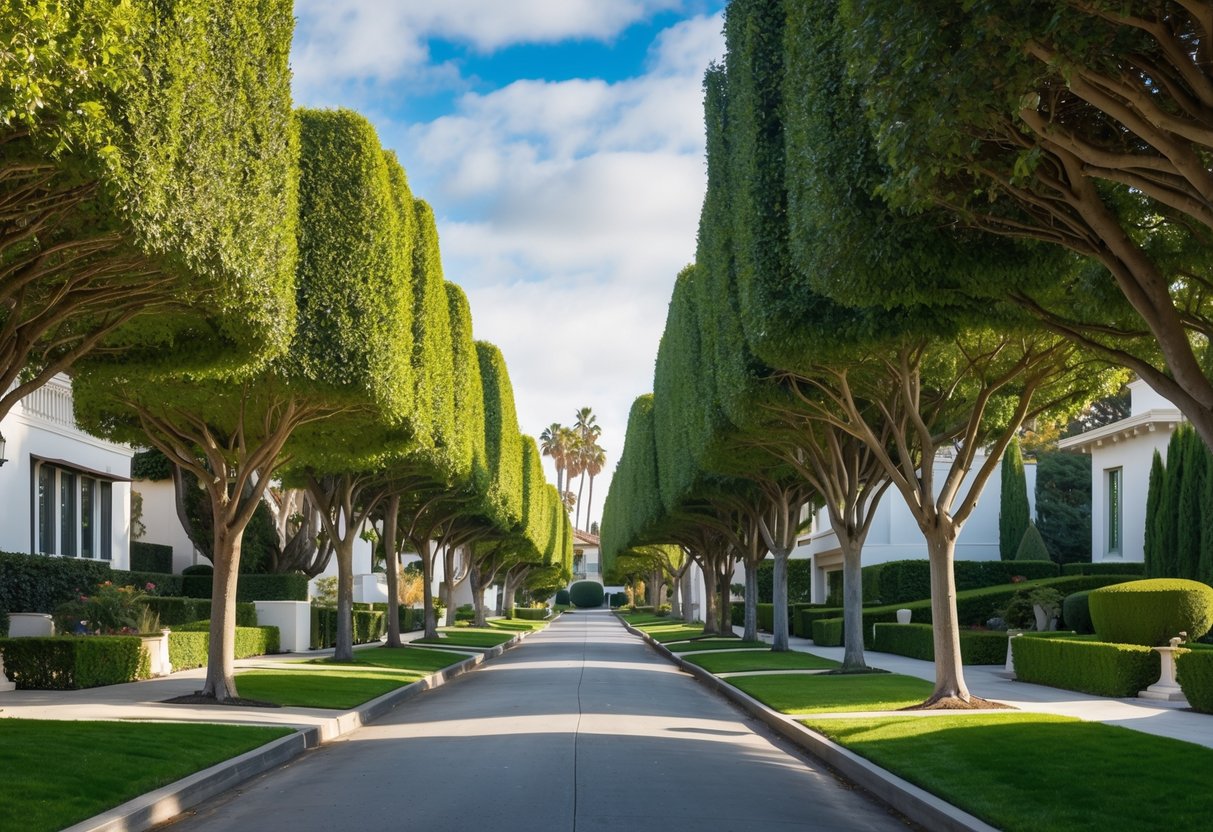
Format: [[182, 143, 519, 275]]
[[771, 551, 790, 652], [840, 537, 868, 671], [585, 476, 594, 533], [718, 561, 731, 635], [925, 529, 970, 703], [701, 561, 719, 635], [649, 569, 660, 608], [670, 571, 682, 618], [742, 560, 758, 642], [201, 517, 242, 701], [383, 495, 402, 649], [470, 561, 490, 628], [682, 568, 695, 623], [333, 530, 356, 663], [422, 539, 438, 639]]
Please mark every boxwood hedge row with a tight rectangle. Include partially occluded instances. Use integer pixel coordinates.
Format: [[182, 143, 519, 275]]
[[0, 636, 148, 689], [1178, 650, 1213, 714], [168, 623, 281, 669], [1011, 635, 1160, 697], [872, 623, 1008, 665]]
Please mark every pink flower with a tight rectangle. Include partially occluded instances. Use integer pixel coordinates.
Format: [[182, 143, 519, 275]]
[[145, 582, 156, 591]]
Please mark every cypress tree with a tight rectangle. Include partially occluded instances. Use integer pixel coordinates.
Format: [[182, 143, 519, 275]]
[[1201, 446, 1213, 585], [1156, 429, 1186, 577], [1144, 449, 1165, 577], [1178, 427, 1206, 580], [1000, 437, 1030, 561]]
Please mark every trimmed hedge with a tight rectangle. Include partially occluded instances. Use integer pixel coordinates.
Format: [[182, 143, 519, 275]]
[[511, 607, 548, 621], [1062, 592, 1094, 634], [1090, 579, 1213, 645], [798, 575, 1137, 650], [129, 542, 173, 574], [609, 591, 628, 608], [366, 604, 423, 632], [112, 570, 185, 596], [1062, 562, 1146, 577], [142, 597, 257, 627], [756, 560, 812, 604], [181, 572, 309, 602], [812, 618, 843, 646], [1178, 651, 1213, 714], [730, 601, 745, 627], [0, 609, 7, 638], [168, 623, 281, 669], [570, 581, 605, 608], [309, 607, 385, 649], [1012, 635, 1160, 696], [0, 636, 147, 689], [555, 589, 571, 606], [871, 559, 1062, 606], [872, 623, 1008, 665], [0, 551, 111, 613]]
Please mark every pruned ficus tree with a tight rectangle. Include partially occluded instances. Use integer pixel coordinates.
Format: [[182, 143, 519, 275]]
[[73, 108, 415, 701], [843, 0, 1213, 450], [0, 0, 297, 424]]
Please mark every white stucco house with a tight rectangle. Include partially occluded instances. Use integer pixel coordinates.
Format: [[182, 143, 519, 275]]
[[1057, 379, 1181, 564], [572, 530, 602, 584], [0, 375, 133, 568], [795, 449, 1036, 603]]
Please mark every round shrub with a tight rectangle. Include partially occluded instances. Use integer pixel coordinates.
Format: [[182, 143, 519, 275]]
[[1089, 579, 1213, 646], [182, 564, 214, 576], [554, 589, 571, 606], [569, 581, 605, 608], [610, 591, 629, 608], [1062, 591, 1094, 634]]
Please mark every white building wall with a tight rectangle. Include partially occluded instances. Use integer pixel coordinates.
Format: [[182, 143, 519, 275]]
[[0, 375, 132, 568], [135, 478, 201, 573]]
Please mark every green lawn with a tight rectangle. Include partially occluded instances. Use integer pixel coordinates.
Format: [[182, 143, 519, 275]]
[[236, 668, 417, 709], [686, 650, 842, 673], [728, 672, 934, 714], [648, 626, 708, 643], [0, 719, 291, 832], [312, 646, 466, 674], [488, 618, 548, 632], [414, 629, 514, 648], [805, 714, 1213, 832], [667, 639, 768, 653]]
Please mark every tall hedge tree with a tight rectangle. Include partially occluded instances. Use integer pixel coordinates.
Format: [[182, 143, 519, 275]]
[[1000, 438, 1031, 561]]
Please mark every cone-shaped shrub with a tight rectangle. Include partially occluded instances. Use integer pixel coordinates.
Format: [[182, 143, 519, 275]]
[[1014, 522, 1051, 562], [569, 580, 605, 609], [1089, 579, 1213, 646]]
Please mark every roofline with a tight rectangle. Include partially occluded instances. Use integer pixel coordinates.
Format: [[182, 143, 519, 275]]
[[1056, 408, 1183, 452]]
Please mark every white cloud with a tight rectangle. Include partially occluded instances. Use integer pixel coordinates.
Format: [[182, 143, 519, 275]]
[[292, 6, 726, 531]]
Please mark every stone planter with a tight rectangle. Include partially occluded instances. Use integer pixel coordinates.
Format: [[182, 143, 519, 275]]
[[0, 651, 14, 693], [895, 608, 912, 625], [139, 629, 173, 678], [7, 613, 55, 637]]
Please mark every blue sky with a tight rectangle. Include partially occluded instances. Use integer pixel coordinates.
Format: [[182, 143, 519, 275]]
[[290, 1, 728, 530]]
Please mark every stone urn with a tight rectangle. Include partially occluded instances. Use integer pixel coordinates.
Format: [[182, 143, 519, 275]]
[[1140, 635, 1189, 703], [895, 608, 912, 625]]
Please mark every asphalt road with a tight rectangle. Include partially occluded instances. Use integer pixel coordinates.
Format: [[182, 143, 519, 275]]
[[161, 611, 909, 832]]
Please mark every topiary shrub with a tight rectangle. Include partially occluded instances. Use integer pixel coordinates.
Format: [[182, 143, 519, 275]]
[[1089, 579, 1213, 646], [129, 542, 173, 574], [569, 581, 605, 608], [1178, 650, 1213, 714], [1012, 635, 1160, 696], [554, 589, 571, 606], [873, 623, 1009, 665], [812, 617, 843, 646], [511, 607, 548, 621], [1062, 591, 1094, 634], [170, 623, 280, 664], [609, 592, 628, 608], [1014, 523, 1051, 562], [0, 636, 145, 689]]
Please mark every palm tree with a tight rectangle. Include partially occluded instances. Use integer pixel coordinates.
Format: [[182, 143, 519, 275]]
[[583, 444, 606, 533], [573, 407, 600, 530], [540, 422, 568, 495]]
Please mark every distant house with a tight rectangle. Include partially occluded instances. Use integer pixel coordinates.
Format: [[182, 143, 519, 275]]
[[0, 375, 133, 568], [572, 530, 602, 584], [1057, 379, 1181, 564], [794, 450, 1034, 603]]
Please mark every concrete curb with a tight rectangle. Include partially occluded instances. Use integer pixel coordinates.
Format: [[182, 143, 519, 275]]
[[64, 629, 530, 832], [620, 620, 998, 832]]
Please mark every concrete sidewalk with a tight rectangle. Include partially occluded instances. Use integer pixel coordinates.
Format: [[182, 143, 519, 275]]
[[733, 627, 1213, 750]]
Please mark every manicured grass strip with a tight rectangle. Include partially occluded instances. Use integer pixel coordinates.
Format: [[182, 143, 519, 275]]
[[648, 626, 708, 643], [0, 719, 291, 832], [489, 618, 547, 631], [804, 714, 1213, 832], [667, 639, 768, 653], [686, 650, 842, 673], [236, 668, 416, 709], [415, 630, 514, 648], [728, 672, 934, 714], [620, 613, 666, 625], [312, 646, 465, 674]]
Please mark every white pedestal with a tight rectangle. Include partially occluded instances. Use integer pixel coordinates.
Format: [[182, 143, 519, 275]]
[[896, 609, 912, 625], [1000, 630, 1025, 679], [255, 601, 311, 653], [0, 652, 15, 693], [1140, 646, 1189, 703], [8, 613, 55, 637]]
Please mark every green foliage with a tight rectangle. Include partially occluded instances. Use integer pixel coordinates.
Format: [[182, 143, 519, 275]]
[[443, 283, 486, 498], [873, 559, 1060, 605], [1177, 651, 1213, 715], [1154, 429, 1185, 578], [554, 589, 570, 606], [168, 624, 280, 669], [1145, 449, 1165, 577], [1014, 523, 1051, 562], [0, 552, 110, 614], [131, 450, 173, 481], [129, 542, 173, 574], [1178, 428, 1207, 580], [308, 607, 384, 650], [873, 624, 1008, 665], [0, 636, 144, 689], [510, 608, 548, 621], [1062, 592, 1094, 635], [1061, 562, 1145, 577], [476, 342, 524, 529], [1000, 438, 1030, 561], [1012, 637, 1160, 697], [755, 560, 813, 604], [142, 597, 255, 628], [811, 617, 843, 646], [569, 580, 605, 608], [111, 569, 183, 595], [1035, 451, 1091, 564], [1089, 579, 1213, 646], [610, 591, 628, 608], [179, 573, 308, 602]]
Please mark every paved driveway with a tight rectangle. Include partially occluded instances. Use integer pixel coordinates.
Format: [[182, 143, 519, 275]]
[[164, 611, 908, 832]]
